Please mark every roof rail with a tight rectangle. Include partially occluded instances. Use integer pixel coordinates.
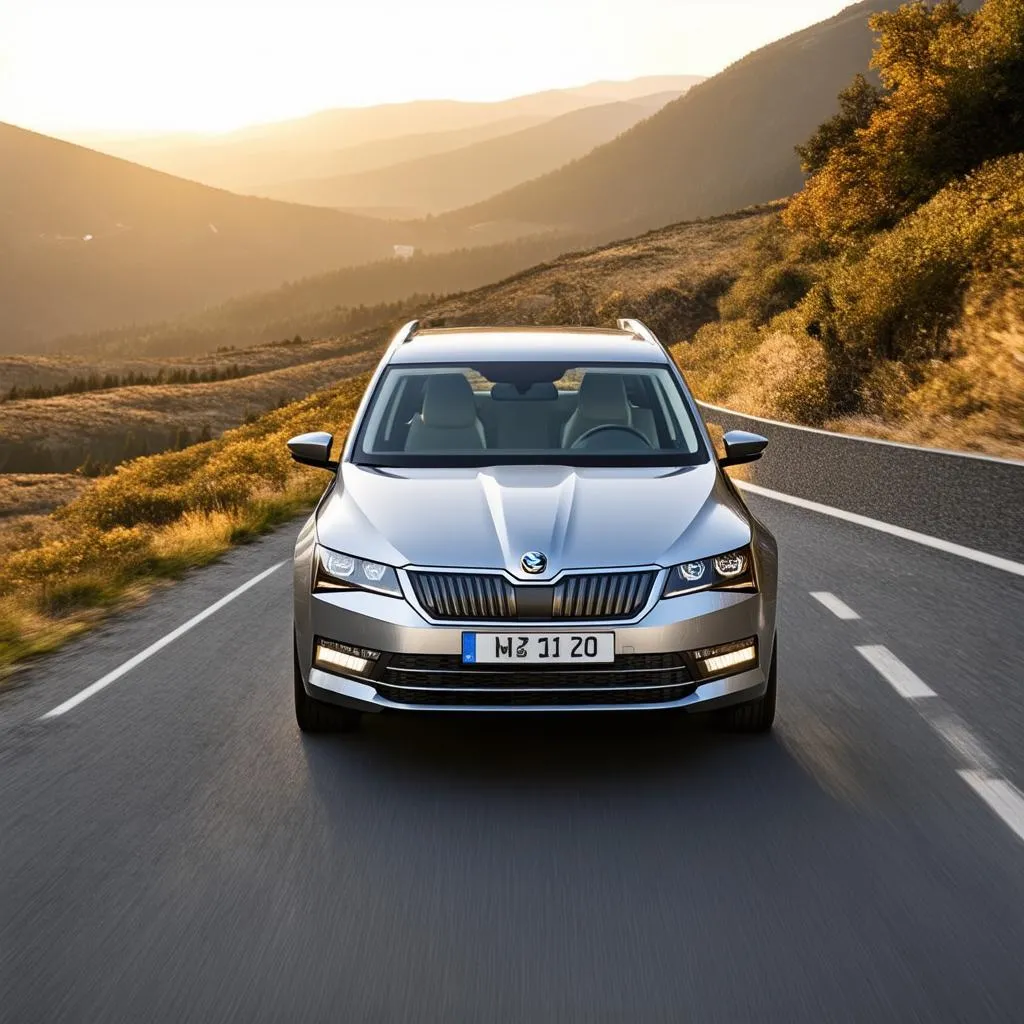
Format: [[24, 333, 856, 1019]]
[[381, 319, 420, 362], [617, 318, 664, 349], [396, 319, 420, 344]]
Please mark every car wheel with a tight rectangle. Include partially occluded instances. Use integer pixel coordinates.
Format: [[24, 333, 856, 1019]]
[[723, 635, 777, 734], [294, 638, 362, 734]]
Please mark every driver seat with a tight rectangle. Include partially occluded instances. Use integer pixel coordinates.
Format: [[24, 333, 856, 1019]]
[[561, 373, 632, 448]]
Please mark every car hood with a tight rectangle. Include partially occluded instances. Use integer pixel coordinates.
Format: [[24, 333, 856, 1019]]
[[317, 463, 751, 577]]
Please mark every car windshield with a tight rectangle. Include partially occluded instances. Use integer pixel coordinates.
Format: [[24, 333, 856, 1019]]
[[353, 361, 709, 467]]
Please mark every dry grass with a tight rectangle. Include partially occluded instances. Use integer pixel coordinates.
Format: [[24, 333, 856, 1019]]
[[0, 474, 91, 518], [0, 346, 382, 457], [0, 334, 374, 394], [427, 206, 778, 339]]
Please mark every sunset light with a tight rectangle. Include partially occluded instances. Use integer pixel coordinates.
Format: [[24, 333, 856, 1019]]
[[4, 1, 1024, 1017], [3, 0, 852, 133]]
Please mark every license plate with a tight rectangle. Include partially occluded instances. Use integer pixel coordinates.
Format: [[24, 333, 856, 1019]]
[[462, 632, 614, 665]]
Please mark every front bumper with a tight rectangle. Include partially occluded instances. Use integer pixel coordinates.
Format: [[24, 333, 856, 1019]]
[[296, 581, 775, 715], [307, 664, 766, 714]]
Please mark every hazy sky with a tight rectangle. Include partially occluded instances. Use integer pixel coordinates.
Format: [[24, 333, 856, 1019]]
[[1, 0, 852, 134]]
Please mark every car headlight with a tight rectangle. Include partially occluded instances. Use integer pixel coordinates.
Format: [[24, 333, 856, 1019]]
[[315, 545, 402, 597], [663, 546, 756, 598]]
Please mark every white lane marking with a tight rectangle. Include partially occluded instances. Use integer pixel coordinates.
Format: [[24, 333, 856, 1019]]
[[41, 561, 285, 720], [810, 591, 860, 620], [736, 480, 1024, 578], [851, 639, 1024, 848], [855, 644, 936, 700], [925, 710, 1000, 778], [958, 771, 1024, 845], [699, 401, 1024, 466]]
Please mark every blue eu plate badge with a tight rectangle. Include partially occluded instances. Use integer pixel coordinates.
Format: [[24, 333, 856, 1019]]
[[461, 633, 477, 664]]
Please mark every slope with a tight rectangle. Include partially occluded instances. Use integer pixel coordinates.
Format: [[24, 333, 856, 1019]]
[[0, 124, 405, 350]]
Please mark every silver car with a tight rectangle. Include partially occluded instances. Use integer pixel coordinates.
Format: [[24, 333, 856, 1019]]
[[289, 319, 778, 734]]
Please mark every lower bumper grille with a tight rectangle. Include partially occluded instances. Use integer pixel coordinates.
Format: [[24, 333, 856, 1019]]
[[373, 684, 695, 708], [376, 651, 694, 707]]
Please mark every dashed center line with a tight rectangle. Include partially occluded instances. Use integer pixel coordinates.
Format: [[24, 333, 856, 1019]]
[[849, 631, 1024, 848], [856, 644, 937, 700], [811, 591, 860, 620], [958, 771, 1024, 846]]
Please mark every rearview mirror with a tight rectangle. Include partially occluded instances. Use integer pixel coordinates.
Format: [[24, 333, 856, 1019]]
[[287, 431, 338, 471], [719, 430, 768, 468]]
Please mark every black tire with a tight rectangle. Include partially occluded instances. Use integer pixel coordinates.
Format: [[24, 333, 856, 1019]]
[[723, 636, 777, 734], [294, 638, 362, 734]]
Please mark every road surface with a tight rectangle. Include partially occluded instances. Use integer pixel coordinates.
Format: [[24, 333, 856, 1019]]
[[2, 492, 1024, 1022]]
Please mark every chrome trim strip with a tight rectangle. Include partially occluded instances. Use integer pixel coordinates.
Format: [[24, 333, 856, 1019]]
[[375, 680, 692, 694]]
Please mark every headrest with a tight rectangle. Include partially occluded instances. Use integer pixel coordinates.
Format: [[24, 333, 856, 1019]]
[[421, 373, 478, 429], [577, 373, 629, 422], [490, 382, 558, 402]]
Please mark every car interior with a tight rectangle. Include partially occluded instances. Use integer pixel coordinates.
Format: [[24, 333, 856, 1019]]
[[366, 368, 698, 454]]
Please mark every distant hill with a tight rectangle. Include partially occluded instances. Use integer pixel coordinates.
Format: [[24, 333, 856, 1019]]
[[74, 76, 703, 194], [436, 1, 953, 237], [563, 76, 708, 102], [258, 93, 684, 215], [0, 124, 407, 350], [46, 231, 603, 359], [245, 115, 549, 188]]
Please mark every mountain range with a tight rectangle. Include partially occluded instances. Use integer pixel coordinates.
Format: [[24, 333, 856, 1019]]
[[256, 92, 684, 215]]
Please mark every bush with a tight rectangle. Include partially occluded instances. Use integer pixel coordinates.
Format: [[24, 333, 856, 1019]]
[[718, 217, 818, 325], [802, 154, 1024, 408], [787, 0, 1024, 241]]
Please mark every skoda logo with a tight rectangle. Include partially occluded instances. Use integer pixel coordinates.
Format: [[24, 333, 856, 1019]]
[[520, 551, 548, 575]]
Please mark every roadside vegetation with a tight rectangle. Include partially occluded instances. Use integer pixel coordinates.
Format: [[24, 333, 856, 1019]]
[[678, 0, 1024, 454], [0, 378, 367, 675]]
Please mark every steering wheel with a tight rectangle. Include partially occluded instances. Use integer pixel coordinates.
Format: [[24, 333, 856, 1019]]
[[569, 424, 653, 449]]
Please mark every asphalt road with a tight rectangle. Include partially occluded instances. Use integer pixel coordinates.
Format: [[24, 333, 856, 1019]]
[[2, 493, 1024, 1023]]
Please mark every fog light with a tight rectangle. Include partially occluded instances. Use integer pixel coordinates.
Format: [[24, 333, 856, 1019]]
[[315, 638, 380, 676], [693, 637, 757, 678]]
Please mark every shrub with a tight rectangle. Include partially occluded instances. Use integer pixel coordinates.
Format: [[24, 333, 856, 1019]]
[[787, 0, 1024, 241], [801, 153, 1024, 409], [718, 217, 818, 326]]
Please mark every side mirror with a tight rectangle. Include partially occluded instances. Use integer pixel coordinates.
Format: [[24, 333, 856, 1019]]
[[287, 431, 338, 471], [719, 430, 768, 468]]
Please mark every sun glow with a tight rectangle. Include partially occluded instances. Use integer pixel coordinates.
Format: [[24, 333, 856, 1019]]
[[2, 0, 851, 135]]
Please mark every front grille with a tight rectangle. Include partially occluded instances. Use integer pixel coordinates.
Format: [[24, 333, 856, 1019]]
[[407, 570, 655, 621], [408, 571, 515, 620], [373, 684, 695, 708], [552, 572, 654, 619], [377, 652, 694, 708]]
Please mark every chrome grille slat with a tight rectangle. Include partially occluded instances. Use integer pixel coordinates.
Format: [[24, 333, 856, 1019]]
[[408, 570, 655, 621]]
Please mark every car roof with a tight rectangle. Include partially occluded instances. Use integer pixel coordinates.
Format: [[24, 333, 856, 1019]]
[[387, 326, 671, 366]]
